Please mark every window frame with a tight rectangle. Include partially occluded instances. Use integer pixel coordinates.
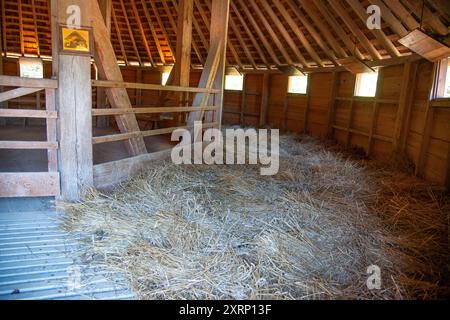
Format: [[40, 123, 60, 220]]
[[431, 57, 450, 100], [287, 74, 309, 95], [224, 74, 245, 92], [354, 71, 379, 98]]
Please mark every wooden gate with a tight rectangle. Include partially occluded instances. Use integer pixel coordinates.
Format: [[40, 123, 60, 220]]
[[0, 75, 60, 197]]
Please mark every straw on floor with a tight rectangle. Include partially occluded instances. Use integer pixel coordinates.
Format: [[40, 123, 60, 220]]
[[61, 135, 450, 300]]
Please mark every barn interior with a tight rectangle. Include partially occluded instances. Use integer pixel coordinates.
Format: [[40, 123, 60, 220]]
[[0, 0, 449, 300]]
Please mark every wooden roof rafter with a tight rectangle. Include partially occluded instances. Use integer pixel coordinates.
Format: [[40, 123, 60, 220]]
[[0, 0, 448, 71]]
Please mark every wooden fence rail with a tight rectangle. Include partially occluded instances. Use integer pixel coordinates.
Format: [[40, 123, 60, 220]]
[[0, 75, 60, 197]]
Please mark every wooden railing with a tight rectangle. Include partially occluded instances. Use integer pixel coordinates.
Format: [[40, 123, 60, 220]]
[[91, 80, 221, 146], [0, 75, 60, 197], [91, 80, 221, 188]]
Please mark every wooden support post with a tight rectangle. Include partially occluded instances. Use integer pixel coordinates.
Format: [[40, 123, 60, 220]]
[[174, 0, 193, 88], [210, 0, 230, 129], [53, 0, 94, 201], [303, 78, 312, 134], [326, 72, 338, 139], [187, 0, 230, 129], [346, 100, 354, 148], [367, 68, 385, 156], [0, 29, 5, 127], [259, 73, 270, 127], [91, 0, 147, 155], [282, 94, 288, 132], [416, 63, 438, 177], [96, 0, 112, 129], [240, 75, 247, 126], [393, 62, 418, 153]]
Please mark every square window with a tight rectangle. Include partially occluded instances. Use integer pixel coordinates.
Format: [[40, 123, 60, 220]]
[[445, 62, 450, 98], [431, 58, 450, 99], [19, 57, 43, 79], [354, 72, 379, 97], [225, 75, 244, 91], [162, 71, 171, 86], [288, 75, 308, 94]]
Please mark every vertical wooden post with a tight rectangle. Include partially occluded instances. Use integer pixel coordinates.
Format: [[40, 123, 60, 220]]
[[174, 0, 193, 88], [210, 0, 230, 129], [187, 0, 230, 129], [96, 0, 112, 129], [303, 76, 312, 134], [53, 0, 93, 201], [259, 73, 270, 127], [0, 16, 5, 126], [240, 74, 247, 126], [326, 72, 338, 139], [416, 63, 438, 177], [91, 0, 147, 155]]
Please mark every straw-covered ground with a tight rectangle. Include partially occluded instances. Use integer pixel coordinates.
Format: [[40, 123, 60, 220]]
[[61, 135, 450, 300]]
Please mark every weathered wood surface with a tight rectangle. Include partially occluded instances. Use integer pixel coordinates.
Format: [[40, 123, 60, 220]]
[[0, 173, 60, 197]]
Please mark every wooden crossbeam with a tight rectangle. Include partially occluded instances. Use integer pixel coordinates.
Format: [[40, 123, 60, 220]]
[[0, 87, 42, 103], [91, 0, 147, 156]]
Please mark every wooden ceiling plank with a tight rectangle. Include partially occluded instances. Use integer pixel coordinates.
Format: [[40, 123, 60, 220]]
[[236, 0, 281, 66], [312, 0, 366, 60], [230, 1, 270, 68], [147, 0, 175, 62], [1, 0, 6, 55], [248, 0, 294, 65], [273, 0, 324, 67], [228, 14, 258, 69], [31, 0, 40, 56], [345, 0, 401, 58], [297, 0, 349, 59], [139, 0, 166, 64], [118, 0, 143, 65], [382, 0, 420, 31], [111, 3, 128, 65], [367, 0, 408, 37], [259, 0, 310, 67], [130, 0, 156, 65], [18, 1, 24, 55], [402, 0, 448, 36], [285, 0, 339, 65], [327, 0, 383, 60]]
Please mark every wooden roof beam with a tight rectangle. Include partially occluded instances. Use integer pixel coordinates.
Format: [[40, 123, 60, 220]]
[[236, 0, 281, 66], [259, 0, 310, 67], [402, 0, 448, 36], [168, 0, 204, 66], [129, 0, 157, 65], [248, 0, 294, 65], [202, 0, 243, 69], [326, 0, 383, 60], [273, 0, 324, 67], [382, 0, 419, 31], [117, 0, 143, 65], [138, 0, 166, 64], [229, 1, 270, 68], [367, 0, 409, 37], [111, 3, 128, 65], [174, 0, 193, 86], [284, 0, 339, 65], [146, 0, 175, 62], [345, 0, 401, 58], [297, 0, 349, 59]]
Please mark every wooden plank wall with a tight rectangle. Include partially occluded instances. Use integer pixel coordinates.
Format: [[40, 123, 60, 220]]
[[1, 58, 449, 188], [221, 61, 450, 188]]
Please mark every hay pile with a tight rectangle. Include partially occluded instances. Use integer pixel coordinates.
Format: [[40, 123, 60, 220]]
[[61, 135, 450, 300]]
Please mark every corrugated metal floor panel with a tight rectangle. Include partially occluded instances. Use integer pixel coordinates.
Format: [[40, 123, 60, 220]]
[[0, 209, 135, 300]]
